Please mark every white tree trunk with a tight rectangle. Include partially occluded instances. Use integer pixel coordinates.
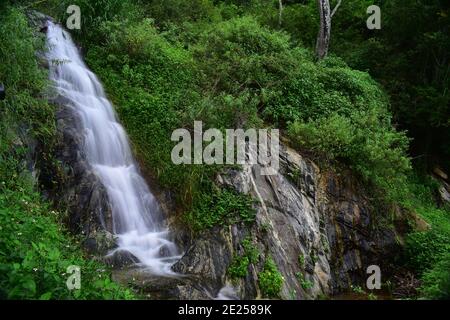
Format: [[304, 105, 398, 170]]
[[278, 0, 284, 28], [316, 0, 331, 60]]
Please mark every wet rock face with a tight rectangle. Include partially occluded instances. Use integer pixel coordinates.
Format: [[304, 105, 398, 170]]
[[51, 102, 114, 247], [319, 173, 399, 294], [27, 10, 51, 31], [173, 227, 233, 291], [172, 225, 259, 299], [174, 145, 403, 300], [433, 167, 450, 205]]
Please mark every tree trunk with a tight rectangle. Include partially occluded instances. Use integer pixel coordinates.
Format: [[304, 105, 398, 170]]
[[278, 0, 283, 28], [315, 0, 331, 60]]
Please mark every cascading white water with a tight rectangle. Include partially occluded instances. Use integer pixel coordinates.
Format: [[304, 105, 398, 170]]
[[46, 22, 180, 275]]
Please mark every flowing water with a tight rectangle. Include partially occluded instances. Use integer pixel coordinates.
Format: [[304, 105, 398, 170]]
[[46, 22, 180, 275]]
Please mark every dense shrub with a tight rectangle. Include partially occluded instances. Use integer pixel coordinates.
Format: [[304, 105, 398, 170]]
[[186, 188, 256, 231], [258, 256, 283, 298], [192, 16, 296, 96], [53, 0, 141, 44], [421, 253, 450, 300], [0, 187, 134, 300], [400, 175, 450, 299], [287, 109, 411, 191], [0, 7, 54, 143], [228, 237, 259, 279], [405, 230, 450, 275], [84, 18, 202, 197], [145, 0, 220, 25], [275, 57, 412, 193]]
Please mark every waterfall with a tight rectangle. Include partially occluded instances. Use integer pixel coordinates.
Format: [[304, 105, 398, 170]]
[[46, 22, 180, 275]]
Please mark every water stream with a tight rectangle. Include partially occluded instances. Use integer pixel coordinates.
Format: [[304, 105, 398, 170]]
[[46, 22, 180, 275]]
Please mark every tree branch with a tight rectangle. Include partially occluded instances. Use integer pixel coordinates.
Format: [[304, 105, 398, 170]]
[[331, 0, 342, 18]]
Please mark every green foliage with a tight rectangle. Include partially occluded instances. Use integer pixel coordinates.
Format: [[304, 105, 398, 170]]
[[0, 188, 134, 300], [287, 109, 411, 194], [367, 292, 378, 300], [330, 0, 450, 160], [275, 1, 318, 47], [227, 237, 259, 279], [0, 6, 55, 191], [242, 237, 259, 264], [78, 14, 266, 232], [420, 253, 450, 300], [192, 16, 301, 100], [190, 15, 412, 199], [0, 7, 55, 143], [404, 230, 450, 275], [277, 55, 412, 195], [295, 272, 313, 290], [297, 254, 305, 269], [399, 174, 450, 299], [258, 256, 283, 298], [84, 18, 206, 202], [228, 256, 250, 278], [145, 0, 220, 26], [54, 0, 141, 44], [236, 0, 450, 162], [186, 188, 255, 231], [228, 237, 259, 279], [350, 285, 365, 295]]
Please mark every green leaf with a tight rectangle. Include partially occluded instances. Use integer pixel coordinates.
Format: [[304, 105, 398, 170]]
[[39, 292, 52, 300]]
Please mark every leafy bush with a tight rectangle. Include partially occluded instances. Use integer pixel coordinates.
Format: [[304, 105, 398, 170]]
[[84, 18, 204, 200], [265, 54, 392, 127], [258, 256, 283, 298], [296, 272, 313, 290], [145, 0, 220, 26], [192, 16, 297, 96], [404, 230, 450, 275], [228, 237, 259, 279], [399, 174, 450, 299], [0, 188, 134, 300], [186, 188, 255, 231], [0, 7, 54, 143], [287, 109, 411, 193], [52, 0, 141, 44], [228, 256, 250, 278], [420, 253, 450, 300], [0, 7, 56, 191]]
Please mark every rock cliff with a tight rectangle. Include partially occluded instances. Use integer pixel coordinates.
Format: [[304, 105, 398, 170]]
[[170, 144, 403, 299]]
